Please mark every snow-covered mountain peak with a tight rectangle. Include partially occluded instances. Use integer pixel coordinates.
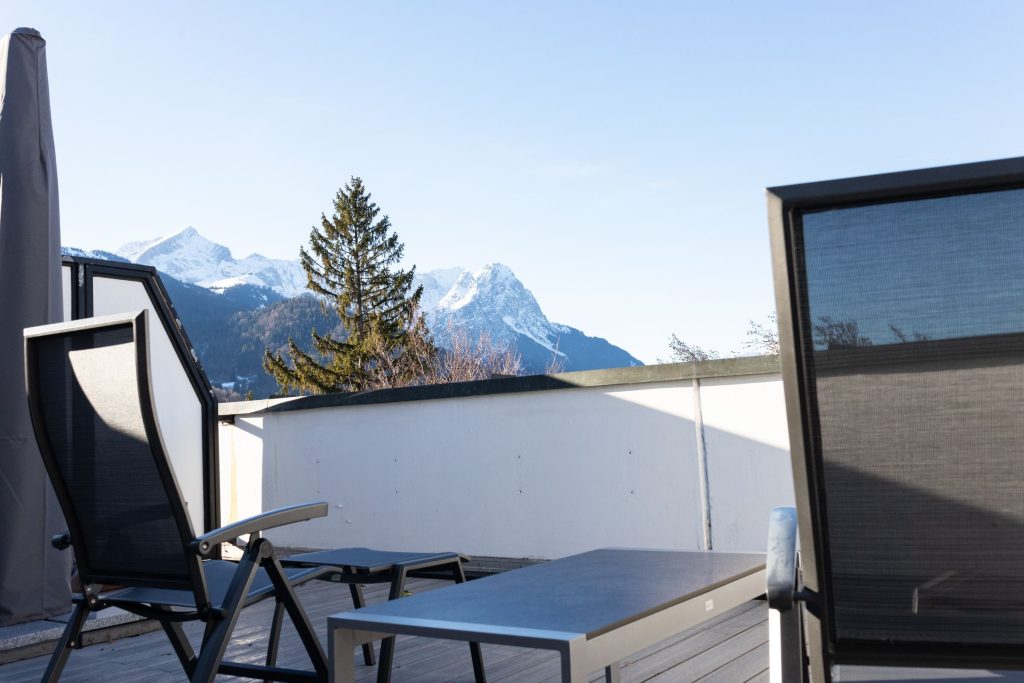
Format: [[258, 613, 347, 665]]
[[117, 234, 166, 262], [429, 262, 564, 358], [476, 262, 517, 282], [437, 263, 541, 315], [415, 267, 466, 312], [121, 226, 233, 266], [113, 227, 307, 297], [423, 266, 465, 292], [438, 271, 480, 311]]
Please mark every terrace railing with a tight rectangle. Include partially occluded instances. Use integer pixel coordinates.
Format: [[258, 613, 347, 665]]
[[217, 358, 791, 559]]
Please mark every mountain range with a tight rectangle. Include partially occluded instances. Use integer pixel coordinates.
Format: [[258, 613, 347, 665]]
[[66, 227, 641, 397], [116, 227, 308, 296]]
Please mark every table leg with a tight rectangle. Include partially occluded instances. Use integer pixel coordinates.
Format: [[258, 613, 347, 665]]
[[376, 565, 410, 683], [560, 640, 588, 683], [329, 628, 357, 683], [345, 566, 376, 666], [449, 559, 487, 683]]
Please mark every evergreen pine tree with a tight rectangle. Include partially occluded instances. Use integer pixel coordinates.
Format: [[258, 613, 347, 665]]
[[263, 177, 426, 394]]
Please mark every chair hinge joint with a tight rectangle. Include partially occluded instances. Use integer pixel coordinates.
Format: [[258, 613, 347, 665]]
[[794, 587, 821, 617]]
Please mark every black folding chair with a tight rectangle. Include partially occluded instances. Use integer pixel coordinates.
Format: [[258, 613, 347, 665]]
[[24, 310, 331, 683], [766, 157, 1024, 682]]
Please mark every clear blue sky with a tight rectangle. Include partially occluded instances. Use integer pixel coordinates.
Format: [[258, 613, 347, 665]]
[[7, 2, 1024, 363]]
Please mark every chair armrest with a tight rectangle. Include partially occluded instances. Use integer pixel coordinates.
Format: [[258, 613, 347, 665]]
[[766, 506, 798, 611], [192, 502, 327, 557]]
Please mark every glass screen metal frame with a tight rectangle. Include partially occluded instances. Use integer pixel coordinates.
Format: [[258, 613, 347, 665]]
[[61, 256, 220, 537]]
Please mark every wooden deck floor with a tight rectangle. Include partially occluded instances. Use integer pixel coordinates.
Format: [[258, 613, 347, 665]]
[[0, 577, 769, 682]]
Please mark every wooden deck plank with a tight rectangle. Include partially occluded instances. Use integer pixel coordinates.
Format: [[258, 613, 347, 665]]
[[699, 641, 768, 682], [1, 577, 769, 682], [646, 610, 767, 682], [746, 667, 771, 683], [611, 601, 767, 683]]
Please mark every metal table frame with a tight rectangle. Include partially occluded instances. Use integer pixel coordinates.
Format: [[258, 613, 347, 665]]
[[328, 549, 765, 683], [282, 548, 484, 683]]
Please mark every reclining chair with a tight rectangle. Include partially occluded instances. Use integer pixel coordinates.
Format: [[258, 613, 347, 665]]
[[25, 310, 331, 682], [765, 157, 1024, 681]]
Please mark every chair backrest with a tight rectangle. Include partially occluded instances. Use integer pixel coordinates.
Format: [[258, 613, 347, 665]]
[[768, 157, 1024, 673], [24, 311, 203, 594]]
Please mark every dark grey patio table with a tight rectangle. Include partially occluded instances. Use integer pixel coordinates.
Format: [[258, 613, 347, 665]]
[[328, 548, 766, 683]]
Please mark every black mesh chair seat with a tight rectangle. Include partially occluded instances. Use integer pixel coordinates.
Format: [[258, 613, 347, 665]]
[[102, 562, 330, 612], [24, 311, 331, 683]]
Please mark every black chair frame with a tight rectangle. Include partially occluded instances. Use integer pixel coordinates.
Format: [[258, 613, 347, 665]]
[[25, 311, 331, 683], [766, 156, 1024, 681]]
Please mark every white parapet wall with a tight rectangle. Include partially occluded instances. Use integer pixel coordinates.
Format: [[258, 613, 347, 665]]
[[218, 358, 794, 559]]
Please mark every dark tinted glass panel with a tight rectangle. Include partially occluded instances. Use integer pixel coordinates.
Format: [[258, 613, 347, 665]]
[[800, 188, 1024, 644]]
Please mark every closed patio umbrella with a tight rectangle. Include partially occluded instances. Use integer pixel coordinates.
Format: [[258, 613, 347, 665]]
[[0, 27, 70, 625]]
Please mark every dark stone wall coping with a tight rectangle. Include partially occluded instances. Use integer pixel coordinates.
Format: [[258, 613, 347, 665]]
[[218, 355, 781, 419]]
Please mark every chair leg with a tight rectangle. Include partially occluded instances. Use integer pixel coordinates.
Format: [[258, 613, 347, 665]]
[[159, 611, 198, 677], [190, 541, 265, 683], [199, 618, 215, 652], [41, 602, 89, 683], [451, 560, 487, 683], [376, 565, 410, 683], [263, 550, 329, 680], [264, 599, 285, 683], [346, 567, 376, 666]]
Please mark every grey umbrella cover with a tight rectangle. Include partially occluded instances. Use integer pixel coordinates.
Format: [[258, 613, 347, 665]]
[[0, 27, 71, 625]]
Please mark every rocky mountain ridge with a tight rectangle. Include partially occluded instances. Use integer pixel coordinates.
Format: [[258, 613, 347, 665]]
[[67, 227, 641, 395], [115, 226, 308, 296]]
